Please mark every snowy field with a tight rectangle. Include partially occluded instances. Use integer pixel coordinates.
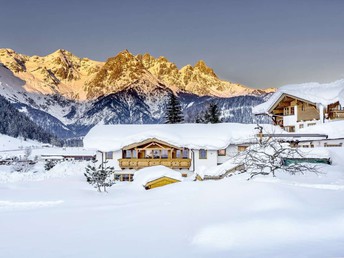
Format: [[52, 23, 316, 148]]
[[0, 149, 344, 257]]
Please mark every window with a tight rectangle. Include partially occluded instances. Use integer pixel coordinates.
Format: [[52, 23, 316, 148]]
[[132, 150, 137, 158], [120, 174, 133, 182], [217, 149, 226, 156], [145, 150, 153, 158], [299, 124, 304, 129], [199, 149, 207, 159], [290, 107, 295, 115], [308, 123, 316, 127], [176, 150, 182, 158], [106, 151, 113, 159], [287, 126, 295, 132], [238, 146, 248, 152], [153, 150, 160, 159], [301, 104, 305, 111], [161, 150, 168, 159], [125, 150, 132, 159], [182, 149, 189, 159], [284, 107, 295, 116]]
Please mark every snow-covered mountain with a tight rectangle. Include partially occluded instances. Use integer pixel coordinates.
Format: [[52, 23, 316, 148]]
[[0, 48, 273, 100], [0, 48, 102, 100], [0, 49, 273, 139]]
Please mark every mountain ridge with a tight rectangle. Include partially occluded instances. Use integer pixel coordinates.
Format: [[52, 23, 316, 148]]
[[0, 48, 274, 100]]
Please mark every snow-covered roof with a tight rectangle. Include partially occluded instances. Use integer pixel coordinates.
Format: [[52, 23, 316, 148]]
[[197, 160, 242, 179], [133, 165, 182, 186], [253, 80, 344, 114], [298, 121, 344, 140], [83, 123, 284, 151]]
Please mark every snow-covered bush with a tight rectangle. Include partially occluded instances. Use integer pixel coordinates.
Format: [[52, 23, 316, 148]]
[[11, 161, 34, 173], [44, 160, 57, 171]]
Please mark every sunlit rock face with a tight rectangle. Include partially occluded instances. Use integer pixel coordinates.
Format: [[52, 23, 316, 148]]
[[0, 48, 274, 101]]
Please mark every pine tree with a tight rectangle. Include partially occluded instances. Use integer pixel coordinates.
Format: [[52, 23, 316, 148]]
[[84, 160, 115, 192], [205, 102, 222, 123], [196, 102, 222, 124], [0, 95, 60, 144], [165, 93, 184, 124]]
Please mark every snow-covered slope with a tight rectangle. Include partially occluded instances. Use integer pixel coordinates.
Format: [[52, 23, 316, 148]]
[[0, 133, 44, 151], [0, 147, 343, 257]]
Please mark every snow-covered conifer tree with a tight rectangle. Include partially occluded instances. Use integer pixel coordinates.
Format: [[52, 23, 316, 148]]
[[165, 93, 184, 124], [84, 160, 115, 192]]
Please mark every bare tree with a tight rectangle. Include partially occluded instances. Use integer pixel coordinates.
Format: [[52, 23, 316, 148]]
[[236, 137, 320, 179]]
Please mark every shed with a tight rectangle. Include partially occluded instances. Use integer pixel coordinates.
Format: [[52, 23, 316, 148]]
[[133, 165, 182, 190], [144, 176, 181, 190]]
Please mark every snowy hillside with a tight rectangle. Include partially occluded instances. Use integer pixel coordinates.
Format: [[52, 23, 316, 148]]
[[0, 133, 44, 151], [0, 147, 343, 257]]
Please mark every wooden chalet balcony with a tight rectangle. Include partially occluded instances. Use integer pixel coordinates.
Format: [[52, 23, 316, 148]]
[[118, 158, 191, 170], [329, 110, 344, 119]]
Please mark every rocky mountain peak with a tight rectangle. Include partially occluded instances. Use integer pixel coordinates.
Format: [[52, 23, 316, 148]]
[[193, 60, 217, 77], [0, 48, 274, 100], [51, 48, 72, 56]]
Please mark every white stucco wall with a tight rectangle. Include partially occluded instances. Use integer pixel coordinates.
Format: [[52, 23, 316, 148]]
[[193, 150, 218, 173], [283, 114, 297, 127], [95, 150, 122, 170], [298, 138, 344, 148], [295, 120, 321, 132]]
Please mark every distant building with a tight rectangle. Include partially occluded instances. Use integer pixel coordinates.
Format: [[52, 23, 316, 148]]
[[40, 149, 96, 162], [253, 81, 344, 132]]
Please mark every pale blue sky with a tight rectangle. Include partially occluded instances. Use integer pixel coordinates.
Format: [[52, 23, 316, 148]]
[[0, 0, 343, 88]]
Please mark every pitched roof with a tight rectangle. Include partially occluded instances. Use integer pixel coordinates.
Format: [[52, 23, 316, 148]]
[[253, 80, 344, 114], [83, 123, 284, 151]]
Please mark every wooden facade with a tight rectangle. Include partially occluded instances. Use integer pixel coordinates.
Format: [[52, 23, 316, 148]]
[[118, 138, 192, 170], [328, 101, 344, 119], [297, 102, 319, 122]]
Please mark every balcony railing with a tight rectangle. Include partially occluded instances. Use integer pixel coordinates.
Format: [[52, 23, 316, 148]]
[[118, 158, 191, 170]]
